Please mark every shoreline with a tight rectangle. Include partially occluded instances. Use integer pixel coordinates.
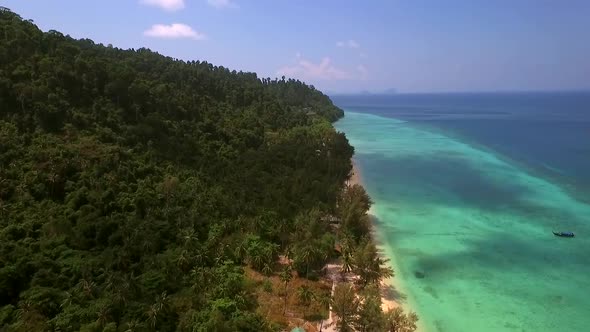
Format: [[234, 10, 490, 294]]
[[350, 158, 426, 331], [349, 159, 399, 311]]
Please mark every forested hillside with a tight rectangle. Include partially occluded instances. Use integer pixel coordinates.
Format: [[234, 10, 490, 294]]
[[0, 8, 355, 331]]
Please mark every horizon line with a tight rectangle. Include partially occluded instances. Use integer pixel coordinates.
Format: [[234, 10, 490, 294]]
[[329, 89, 590, 96]]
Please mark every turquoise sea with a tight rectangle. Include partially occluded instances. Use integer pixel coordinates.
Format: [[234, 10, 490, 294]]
[[333, 93, 590, 332]]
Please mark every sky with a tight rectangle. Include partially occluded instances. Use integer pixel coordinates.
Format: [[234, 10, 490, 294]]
[[3, 0, 590, 93]]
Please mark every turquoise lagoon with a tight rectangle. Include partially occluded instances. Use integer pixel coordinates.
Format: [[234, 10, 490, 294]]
[[334, 93, 590, 332]]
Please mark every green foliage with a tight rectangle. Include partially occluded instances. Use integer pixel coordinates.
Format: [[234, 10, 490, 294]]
[[330, 284, 418, 332], [336, 183, 393, 288], [296, 285, 314, 306], [262, 279, 273, 293], [279, 264, 293, 315], [290, 209, 336, 278], [353, 239, 395, 288], [0, 8, 353, 331], [337, 184, 373, 241], [354, 286, 385, 332], [243, 234, 279, 271], [331, 283, 358, 332], [384, 307, 419, 332]]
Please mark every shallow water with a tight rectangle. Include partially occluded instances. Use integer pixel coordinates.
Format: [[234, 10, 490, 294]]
[[334, 94, 590, 332]]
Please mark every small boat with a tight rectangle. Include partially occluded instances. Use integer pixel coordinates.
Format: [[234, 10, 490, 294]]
[[553, 231, 575, 238]]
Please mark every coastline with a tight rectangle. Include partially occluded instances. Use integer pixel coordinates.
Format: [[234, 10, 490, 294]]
[[349, 159, 398, 311], [350, 158, 426, 331]]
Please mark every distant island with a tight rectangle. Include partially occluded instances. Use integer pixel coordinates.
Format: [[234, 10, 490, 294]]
[[0, 8, 416, 332], [332, 88, 399, 96]]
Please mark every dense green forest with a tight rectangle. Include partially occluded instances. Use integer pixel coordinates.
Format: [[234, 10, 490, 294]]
[[0, 8, 415, 331], [0, 8, 360, 331]]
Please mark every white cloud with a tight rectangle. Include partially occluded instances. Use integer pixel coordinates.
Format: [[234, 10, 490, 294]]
[[357, 64, 368, 80], [277, 57, 352, 81], [144, 23, 207, 40], [336, 39, 360, 49], [207, 0, 239, 9], [140, 0, 185, 11], [360, 52, 368, 58]]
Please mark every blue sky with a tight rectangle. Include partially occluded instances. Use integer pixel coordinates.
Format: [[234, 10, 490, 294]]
[[4, 0, 590, 93]]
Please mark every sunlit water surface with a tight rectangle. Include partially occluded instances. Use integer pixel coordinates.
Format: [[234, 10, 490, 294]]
[[334, 93, 590, 332]]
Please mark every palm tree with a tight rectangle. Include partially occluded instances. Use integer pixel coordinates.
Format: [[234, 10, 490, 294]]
[[384, 307, 419, 332], [60, 291, 74, 309], [284, 245, 294, 262], [262, 263, 273, 276], [14, 300, 34, 321], [353, 240, 394, 288], [96, 304, 110, 327], [113, 289, 128, 307], [103, 271, 119, 292], [331, 283, 358, 332], [341, 252, 353, 274], [146, 304, 159, 329], [234, 238, 248, 262], [176, 249, 190, 270], [77, 278, 95, 299], [250, 248, 265, 270], [181, 228, 198, 248], [296, 285, 314, 316], [280, 264, 293, 315], [316, 292, 331, 318], [297, 245, 317, 278], [124, 320, 141, 332], [48, 171, 59, 195], [146, 291, 168, 329]]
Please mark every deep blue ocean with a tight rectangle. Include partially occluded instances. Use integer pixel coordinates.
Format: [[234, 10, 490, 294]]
[[334, 92, 590, 196], [332, 92, 590, 332]]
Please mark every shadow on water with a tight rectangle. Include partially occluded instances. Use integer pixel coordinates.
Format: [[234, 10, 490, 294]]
[[370, 214, 410, 305], [366, 152, 533, 212], [375, 214, 590, 331], [381, 282, 408, 304], [372, 197, 590, 286], [363, 151, 586, 225], [406, 232, 590, 281]]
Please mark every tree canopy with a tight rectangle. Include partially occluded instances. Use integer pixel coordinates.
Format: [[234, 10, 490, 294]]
[[332, 284, 419, 332], [0, 8, 354, 331]]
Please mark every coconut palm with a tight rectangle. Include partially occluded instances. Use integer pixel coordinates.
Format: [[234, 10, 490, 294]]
[[250, 247, 266, 270], [341, 252, 354, 274], [124, 320, 141, 332], [280, 264, 293, 315], [353, 240, 394, 288], [96, 304, 110, 327], [234, 238, 248, 262], [297, 285, 314, 303], [296, 285, 315, 316], [384, 307, 419, 332], [331, 283, 358, 332]]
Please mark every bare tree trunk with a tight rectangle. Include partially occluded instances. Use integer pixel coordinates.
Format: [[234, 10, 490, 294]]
[[283, 282, 288, 315]]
